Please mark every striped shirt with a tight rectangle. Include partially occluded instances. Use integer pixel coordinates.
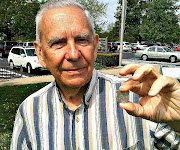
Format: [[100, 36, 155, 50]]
[[10, 69, 180, 150]]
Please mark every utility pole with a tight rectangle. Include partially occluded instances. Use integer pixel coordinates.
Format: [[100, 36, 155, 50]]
[[119, 0, 127, 66]]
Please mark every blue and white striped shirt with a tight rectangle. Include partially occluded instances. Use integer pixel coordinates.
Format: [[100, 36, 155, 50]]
[[11, 69, 180, 149]]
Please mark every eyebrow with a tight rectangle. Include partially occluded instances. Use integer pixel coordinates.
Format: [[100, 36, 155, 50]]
[[47, 36, 64, 47], [76, 33, 91, 38]]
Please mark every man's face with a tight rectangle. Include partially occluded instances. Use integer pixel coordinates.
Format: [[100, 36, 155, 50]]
[[35, 6, 99, 89]]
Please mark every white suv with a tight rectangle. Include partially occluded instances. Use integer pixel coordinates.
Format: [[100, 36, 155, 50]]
[[8, 46, 44, 74], [115, 42, 132, 52]]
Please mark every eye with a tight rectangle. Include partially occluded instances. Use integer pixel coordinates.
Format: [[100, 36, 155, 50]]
[[76, 38, 89, 46], [51, 40, 66, 48]]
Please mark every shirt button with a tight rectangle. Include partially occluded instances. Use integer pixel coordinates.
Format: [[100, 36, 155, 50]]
[[76, 117, 79, 123], [77, 147, 81, 150]]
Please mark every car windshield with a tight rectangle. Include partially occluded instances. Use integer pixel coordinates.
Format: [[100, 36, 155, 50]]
[[26, 49, 37, 56]]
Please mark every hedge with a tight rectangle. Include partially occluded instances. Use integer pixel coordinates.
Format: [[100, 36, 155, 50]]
[[96, 53, 119, 67]]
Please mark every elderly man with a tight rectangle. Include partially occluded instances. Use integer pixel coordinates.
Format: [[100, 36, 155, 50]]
[[11, 0, 180, 149]]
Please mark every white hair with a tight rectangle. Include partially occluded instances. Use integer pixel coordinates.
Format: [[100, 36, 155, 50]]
[[36, 0, 95, 46]]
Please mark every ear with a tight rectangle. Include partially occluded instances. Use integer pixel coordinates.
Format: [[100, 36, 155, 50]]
[[34, 41, 47, 68], [93, 34, 99, 60]]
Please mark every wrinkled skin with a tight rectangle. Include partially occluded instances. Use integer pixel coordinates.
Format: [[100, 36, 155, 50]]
[[119, 64, 180, 132]]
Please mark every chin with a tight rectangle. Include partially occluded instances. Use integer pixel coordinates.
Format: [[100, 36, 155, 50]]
[[62, 77, 91, 88]]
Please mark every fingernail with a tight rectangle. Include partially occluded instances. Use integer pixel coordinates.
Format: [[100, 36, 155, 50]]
[[133, 74, 138, 79], [149, 90, 156, 96]]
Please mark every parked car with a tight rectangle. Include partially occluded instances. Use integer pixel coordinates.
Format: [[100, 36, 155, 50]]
[[131, 43, 139, 51], [116, 42, 131, 52], [8, 46, 44, 73], [134, 46, 180, 63], [140, 40, 154, 47], [177, 44, 180, 51], [108, 42, 117, 52], [131, 43, 147, 51], [0, 41, 18, 57], [18, 41, 34, 47]]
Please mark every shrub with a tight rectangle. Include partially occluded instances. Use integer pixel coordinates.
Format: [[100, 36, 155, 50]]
[[96, 53, 119, 67]]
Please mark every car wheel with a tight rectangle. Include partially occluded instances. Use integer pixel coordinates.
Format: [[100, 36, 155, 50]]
[[20, 65, 24, 72], [9, 61, 14, 69], [169, 56, 176, 63], [142, 55, 148, 61], [27, 64, 32, 74]]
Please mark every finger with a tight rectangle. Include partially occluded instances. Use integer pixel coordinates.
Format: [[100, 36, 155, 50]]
[[132, 64, 161, 81], [119, 64, 141, 76], [120, 102, 144, 117], [149, 76, 180, 96], [119, 79, 140, 92]]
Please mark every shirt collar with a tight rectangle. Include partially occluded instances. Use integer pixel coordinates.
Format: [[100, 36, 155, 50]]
[[84, 69, 98, 106]]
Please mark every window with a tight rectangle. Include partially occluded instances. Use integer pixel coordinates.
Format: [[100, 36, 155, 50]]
[[11, 48, 20, 55], [148, 47, 155, 52], [157, 48, 163, 52], [20, 49, 25, 55]]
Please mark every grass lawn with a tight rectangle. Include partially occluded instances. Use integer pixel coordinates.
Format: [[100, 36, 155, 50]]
[[0, 82, 49, 149]]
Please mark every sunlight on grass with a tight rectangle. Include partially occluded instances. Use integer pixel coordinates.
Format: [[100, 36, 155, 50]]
[[0, 82, 49, 149]]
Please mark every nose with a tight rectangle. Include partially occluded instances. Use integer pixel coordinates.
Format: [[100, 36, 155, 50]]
[[65, 41, 81, 62]]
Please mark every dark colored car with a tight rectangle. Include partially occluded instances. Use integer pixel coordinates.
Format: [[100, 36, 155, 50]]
[[141, 40, 156, 47], [0, 41, 18, 57]]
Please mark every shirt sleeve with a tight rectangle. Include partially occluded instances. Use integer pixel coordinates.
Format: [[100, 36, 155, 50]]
[[10, 107, 29, 150], [150, 122, 180, 149]]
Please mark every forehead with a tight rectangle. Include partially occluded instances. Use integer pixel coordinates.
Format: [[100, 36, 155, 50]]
[[41, 6, 91, 36]]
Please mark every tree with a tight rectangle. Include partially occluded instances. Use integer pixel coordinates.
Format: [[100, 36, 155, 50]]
[[112, 0, 180, 43], [112, 0, 149, 42], [140, 0, 180, 43], [99, 23, 116, 41], [0, 0, 40, 41], [76, 0, 108, 35]]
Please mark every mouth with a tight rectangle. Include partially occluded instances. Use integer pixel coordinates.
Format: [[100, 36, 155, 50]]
[[63, 67, 87, 74]]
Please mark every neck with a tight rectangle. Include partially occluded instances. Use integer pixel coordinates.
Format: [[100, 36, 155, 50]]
[[58, 84, 88, 110]]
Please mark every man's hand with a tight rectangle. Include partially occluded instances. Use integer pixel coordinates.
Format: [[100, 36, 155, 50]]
[[119, 64, 180, 132]]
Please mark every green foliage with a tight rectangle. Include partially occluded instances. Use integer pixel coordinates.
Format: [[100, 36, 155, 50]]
[[139, 0, 180, 43], [111, 0, 180, 43], [77, 0, 108, 35], [0, 82, 49, 149], [99, 23, 118, 41], [96, 53, 119, 67], [94, 62, 108, 70], [0, 0, 40, 41]]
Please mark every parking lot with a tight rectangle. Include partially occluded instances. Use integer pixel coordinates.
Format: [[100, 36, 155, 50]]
[[1, 54, 180, 80]]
